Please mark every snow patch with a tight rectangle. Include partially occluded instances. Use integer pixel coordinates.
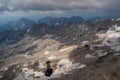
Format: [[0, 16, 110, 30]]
[[97, 51, 108, 57], [14, 67, 50, 80], [55, 59, 73, 74], [21, 68, 45, 79], [39, 60, 45, 69], [103, 25, 120, 51], [48, 55, 57, 60], [27, 28, 30, 33], [72, 63, 86, 69], [59, 47, 73, 52], [54, 59, 86, 75], [114, 53, 120, 56], [96, 34, 106, 39], [33, 72, 44, 77], [116, 18, 120, 21], [44, 51, 50, 55], [33, 39, 42, 45], [76, 64, 86, 69], [85, 54, 95, 58], [22, 68, 34, 78]]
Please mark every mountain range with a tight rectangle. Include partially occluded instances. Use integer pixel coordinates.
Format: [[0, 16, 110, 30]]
[[0, 16, 120, 80], [0, 16, 85, 32]]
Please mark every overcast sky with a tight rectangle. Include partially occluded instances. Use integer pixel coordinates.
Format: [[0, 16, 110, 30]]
[[0, 0, 120, 23]]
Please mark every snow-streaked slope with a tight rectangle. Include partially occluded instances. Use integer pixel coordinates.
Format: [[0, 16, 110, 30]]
[[103, 25, 120, 51]]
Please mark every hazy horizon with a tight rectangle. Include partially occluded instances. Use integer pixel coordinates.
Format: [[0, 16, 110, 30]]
[[0, 0, 120, 24]]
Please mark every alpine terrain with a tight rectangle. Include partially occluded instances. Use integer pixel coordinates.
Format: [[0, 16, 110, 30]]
[[0, 17, 120, 80]]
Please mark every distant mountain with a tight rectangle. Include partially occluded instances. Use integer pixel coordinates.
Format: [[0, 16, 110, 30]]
[[13, 18, 35, 31], [0, 16, 85, 32], [0, 21, 15, 32], [0, 18, 35, 32], [28, 23, 55, 37], [39, 16, 84, 27], [69, 16, 84, 23]]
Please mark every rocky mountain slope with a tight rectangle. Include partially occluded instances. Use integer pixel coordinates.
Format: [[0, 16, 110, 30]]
[[0, 17, 120, 80]]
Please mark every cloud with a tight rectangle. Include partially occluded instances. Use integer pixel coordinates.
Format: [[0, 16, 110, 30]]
[[0, 0, 120, 17], [0, 0, 113, 11]]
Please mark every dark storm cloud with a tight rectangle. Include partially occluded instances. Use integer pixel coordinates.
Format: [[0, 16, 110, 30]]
[[0, 0, 120, 17], [0, 0, 107, 11], [9, 0, 92, 11]]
